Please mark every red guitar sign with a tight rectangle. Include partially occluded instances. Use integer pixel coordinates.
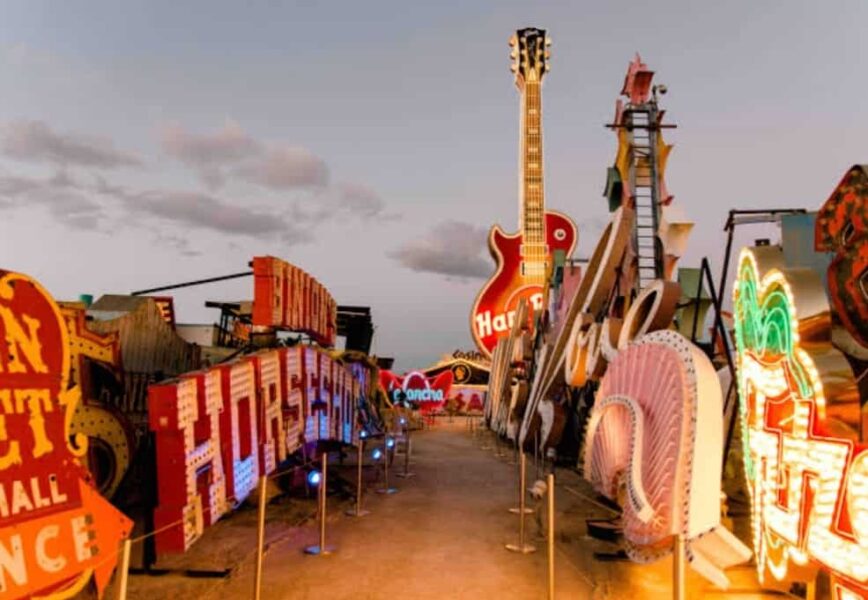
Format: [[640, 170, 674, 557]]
[[470, 28, 577, 357]]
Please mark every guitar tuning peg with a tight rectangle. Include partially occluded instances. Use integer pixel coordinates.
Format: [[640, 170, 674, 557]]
[[510, 64, 518, 72], [509, 36, 517, 47], [545, 37, 552, 46], [510, 50, 517, 59], [544, 51, 551, 59], [545, 63, 551, 71]]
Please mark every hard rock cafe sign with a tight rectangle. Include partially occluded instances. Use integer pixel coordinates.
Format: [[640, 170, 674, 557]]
[[470, 28, 577, 357], [733, 246, 867, 598], [0, 270, 131, 599]]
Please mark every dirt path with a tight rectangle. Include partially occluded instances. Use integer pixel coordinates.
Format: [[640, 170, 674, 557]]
[[210, 420, 594, 599]]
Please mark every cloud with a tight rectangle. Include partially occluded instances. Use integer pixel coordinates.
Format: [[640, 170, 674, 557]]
[[153, 233, 203, 258], [161, 120, 260, 166], [389, 220, 492, 279], [115, 188, 310, 243], [237, 146, 329, 190], [0, 170, 105, 230], [160, 120, 260, 189], [336, 182, 386, 219], [1, 120, 141, 169], [0, 168, 309, 243], [160, 121, 329, 191]]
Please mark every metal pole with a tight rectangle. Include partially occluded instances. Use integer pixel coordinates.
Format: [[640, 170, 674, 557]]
[[506, 452, 536, 553], [346, 438, 369, 517], [305, 453, 334, 555], [673, 533, 686, 600], [116, 538, 131, 600], [510, 451, 533, 514], [534, 431, 540, 479], [131, 270, 253, 295], [253, 475, 267, 598], [547, 473, 555, 600], [397, 427, 414, 478], [319, 454, 327, 549], [377, 443, 398, 494]]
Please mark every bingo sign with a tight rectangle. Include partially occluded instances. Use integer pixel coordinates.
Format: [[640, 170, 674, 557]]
[[252, 256, 337, 346], [0, 270, 132, 599], [379, 371, 453, 413]]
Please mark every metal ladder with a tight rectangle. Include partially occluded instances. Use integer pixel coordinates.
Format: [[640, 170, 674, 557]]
[[625, 107, 663, 290]]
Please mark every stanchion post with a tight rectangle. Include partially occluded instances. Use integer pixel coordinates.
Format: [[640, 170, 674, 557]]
[[673, 533, 685, 600], [377, 439, 398, 494], [116, 537, 131, 600], [506, 452, 536, 554], [305, 452, 335, 555], [253, 474, 267, 599], [509, 451, 533, 515], [547, 473, 555, 600], [397, 426, 414, 479], [346, 435, 369, 517], [534, 431, 540, 479]]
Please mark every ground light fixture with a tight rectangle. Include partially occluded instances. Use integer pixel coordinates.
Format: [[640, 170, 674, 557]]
[[307, 470, 322, 487]]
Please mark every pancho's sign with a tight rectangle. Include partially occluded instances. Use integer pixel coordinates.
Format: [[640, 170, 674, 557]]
[[0, 270, 131, 599], [379, 371, 453, 413], [252, 256, 337, 346]]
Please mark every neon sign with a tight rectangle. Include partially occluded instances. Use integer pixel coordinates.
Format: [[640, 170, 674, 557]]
[[470, 29, 577, 358], [0, 270, 132, 599], [252, 256, 338, 346], [379, 371, 453, 413], [583, 328, 752, 588], [733, 246, 867, 598], [149, 345, 363, 554]]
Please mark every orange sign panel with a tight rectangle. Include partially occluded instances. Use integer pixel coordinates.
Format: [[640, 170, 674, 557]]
[[0, 270, 132, 599], [252, 256, 337, 346]]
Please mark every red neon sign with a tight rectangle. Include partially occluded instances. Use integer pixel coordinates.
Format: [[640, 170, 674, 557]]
[[379, 370, 454, 413], [148, 345, 362, 554]]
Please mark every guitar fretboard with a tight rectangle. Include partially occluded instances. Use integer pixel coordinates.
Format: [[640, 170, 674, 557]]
[[520, 79, 546, 282]]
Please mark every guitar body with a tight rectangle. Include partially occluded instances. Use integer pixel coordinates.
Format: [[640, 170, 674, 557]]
[[470, 210, 577, 357]]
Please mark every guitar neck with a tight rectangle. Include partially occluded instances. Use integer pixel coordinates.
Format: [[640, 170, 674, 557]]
[[520, 80, 546, 279]]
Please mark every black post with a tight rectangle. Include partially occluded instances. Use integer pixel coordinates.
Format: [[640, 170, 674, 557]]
[[711, 212, 736, 353]]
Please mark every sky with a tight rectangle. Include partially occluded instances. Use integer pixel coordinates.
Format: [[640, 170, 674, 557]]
[[0, 1, 865, 371]]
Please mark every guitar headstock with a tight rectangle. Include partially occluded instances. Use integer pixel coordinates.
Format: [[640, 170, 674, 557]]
[[509, 27, 551, 88]]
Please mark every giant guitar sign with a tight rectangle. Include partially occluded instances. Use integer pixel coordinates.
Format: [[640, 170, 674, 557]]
[[0, 270, 131, 599], [470, 27, 577, 357]]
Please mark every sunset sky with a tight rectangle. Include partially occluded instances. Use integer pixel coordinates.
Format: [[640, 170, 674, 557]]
[[1, 1, 865, 370]]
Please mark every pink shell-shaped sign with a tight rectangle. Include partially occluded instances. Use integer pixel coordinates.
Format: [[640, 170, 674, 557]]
[[584, 330, 724, 554]]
